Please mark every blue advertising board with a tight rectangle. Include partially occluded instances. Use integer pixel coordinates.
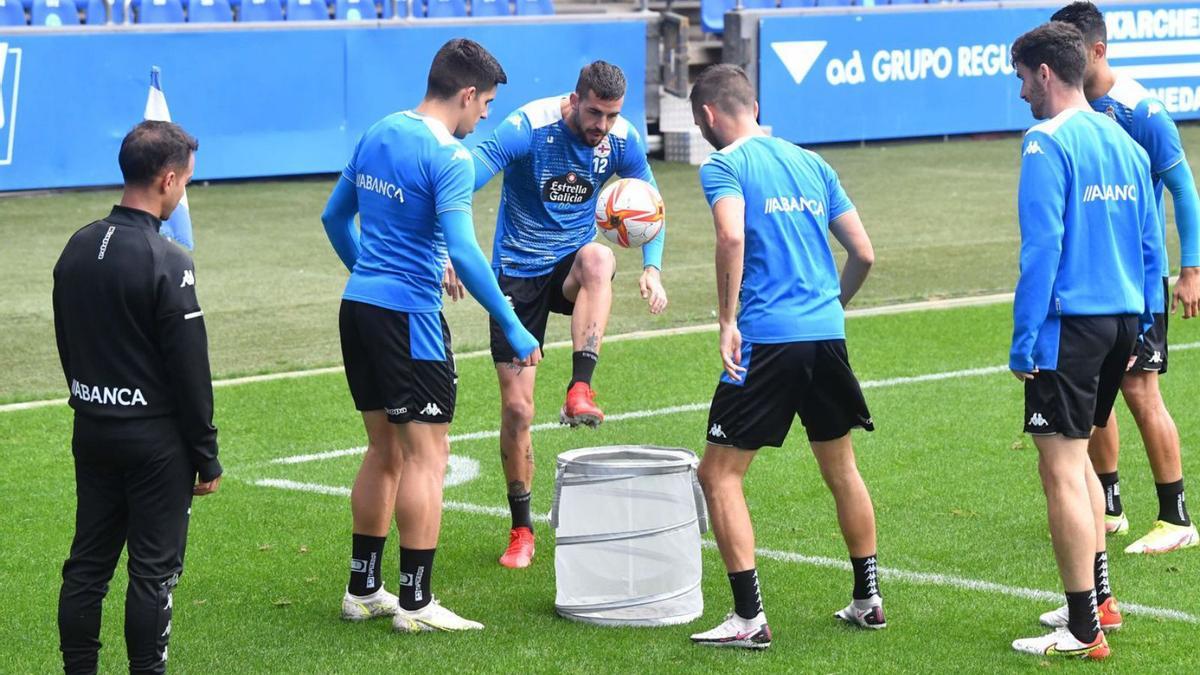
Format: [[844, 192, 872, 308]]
[[0, 19, 647, 191], [758, 2, 1200, 144]]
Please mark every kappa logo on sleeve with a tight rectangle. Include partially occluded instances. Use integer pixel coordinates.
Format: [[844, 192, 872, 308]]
[[1023, 140, 1044, 156]]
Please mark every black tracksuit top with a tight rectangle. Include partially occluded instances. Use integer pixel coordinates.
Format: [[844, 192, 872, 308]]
[[52, 205, 221, 481]]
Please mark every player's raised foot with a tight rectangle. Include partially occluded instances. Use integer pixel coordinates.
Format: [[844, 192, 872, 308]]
[[341, 585, 399, 621], [392, 598, 484, 633], [1123, 520, 1200, 554], [499, 527, 535, 569], [1039, 596, 1123, 632], [1104, 512, 1130, 535], [690, 611, 771, 650], [1012, 627, 1109, 660], [834, 596, 886, 630], [560, 382, 604, 428]]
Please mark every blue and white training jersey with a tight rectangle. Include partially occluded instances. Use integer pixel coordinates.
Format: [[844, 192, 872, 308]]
[[340, 111, 474, 313], [472, 95, 663, 277], [1092, 75, 1187, 270], [1011, 108, 1164, 373], [699, 135, 856, 344]]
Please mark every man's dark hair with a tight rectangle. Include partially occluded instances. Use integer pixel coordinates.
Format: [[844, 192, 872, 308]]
[[689, 64, 756, 115], [426, 38, 508, 100], [1050, 2, 1107, 45], [575, 61, 627, 101], [118, 120, 198, 186], [1011, 21, 1088, 88]]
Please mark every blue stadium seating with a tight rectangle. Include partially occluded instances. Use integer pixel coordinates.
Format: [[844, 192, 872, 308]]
[[137, 0, 185, 22], [334, 0, 372, 18], [815, 0, 853, 5], [286, 0, 327, 19], [778, 0, 816, 6], [187, 0, 232, 20], [423, 0, 463, 16], [239, 0, 282, 20], [889, 0, 926, 4], [471, 0, 506, 16], [83, 0, 125, 23], [32, 0, 80, 24], [0, 0, 27, 24], [513, 0, 550, 15]]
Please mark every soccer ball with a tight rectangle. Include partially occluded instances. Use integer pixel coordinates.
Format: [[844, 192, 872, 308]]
[[594, 178, 665, 248]]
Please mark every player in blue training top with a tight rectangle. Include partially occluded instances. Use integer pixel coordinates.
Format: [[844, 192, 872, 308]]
[[1007, 23, 1162, 661], [685, 64, 881, 651], [320, 39, 541, 634], [1051, 1, 1200, 555], [469, 61, 668, 569]]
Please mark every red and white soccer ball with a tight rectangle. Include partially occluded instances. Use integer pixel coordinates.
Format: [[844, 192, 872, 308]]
[[594, 178, 665, 248]]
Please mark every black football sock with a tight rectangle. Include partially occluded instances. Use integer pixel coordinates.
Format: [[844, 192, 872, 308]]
[[398, 548, 436, 611], [1065, 589, 1100, 644], [851, 554, 880, 600], [508, 491, 533, 531], [1156, 479, 1191, 526], [348, 534, 386, 597], [1094, 552, 1113, 605], [568, 351, 598, 389], [1097, 471, 1123, 517], [728, 568, 763, 620]]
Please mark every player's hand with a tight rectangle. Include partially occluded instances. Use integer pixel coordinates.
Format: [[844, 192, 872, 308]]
[[443, 264, 466, 303], [194, 475, 221, 496], [719, 323, 746, 383], [639, 267, 668, 315], [513, 347, 543, 369], [1011, 369, 1036, 381], [1172, 266, 1200, 319]]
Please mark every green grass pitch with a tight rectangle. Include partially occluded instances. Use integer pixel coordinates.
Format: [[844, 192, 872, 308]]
[[2, 129, 1200, 672]]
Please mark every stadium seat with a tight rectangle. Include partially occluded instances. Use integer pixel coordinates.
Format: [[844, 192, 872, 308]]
[[83, 0, 125, 23], [334, 0, 372, 18], [32, 0, 80, 24], [136, 0, 185, 22], [0, 0, 28, 24], [470, 0, 506, 16], [238, 0, 282, 20], [888, 0, 925, 4], [422, 0, 463, 16], [779, 0, 816, 6], [513, 0, 550, 15], [187, 0, 232, 20], [286, 0, 327, 19], [815, 0, 852, 5], [699, 0, 729, 33]]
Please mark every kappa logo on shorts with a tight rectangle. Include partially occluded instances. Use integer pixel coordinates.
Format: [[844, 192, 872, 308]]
[[1028, 412, 1049, 427], [709, 423, 727, 439], [421, 402, 443, 416], [1148, 351, 1163, 364]]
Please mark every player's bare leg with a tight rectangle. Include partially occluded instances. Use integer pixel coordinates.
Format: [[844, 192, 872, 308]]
[[812, 434, 886, 629], [1088, 412, 1127, 534], [342, 411, 403, 620], [691, 444, 771, 649], [1036, 435, 1098, 594], [389, 422, 482, 632], [496, 364, 538, 568], [1120, 371, 1196, 553], [560, 243, 615, 427]]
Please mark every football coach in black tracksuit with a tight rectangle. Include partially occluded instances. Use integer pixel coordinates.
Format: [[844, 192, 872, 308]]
[[53, 120, 220, 674]]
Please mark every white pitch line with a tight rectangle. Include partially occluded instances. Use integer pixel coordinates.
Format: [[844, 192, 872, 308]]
[[251, 478, 1198, 624], [0, 292, 1018, 415]]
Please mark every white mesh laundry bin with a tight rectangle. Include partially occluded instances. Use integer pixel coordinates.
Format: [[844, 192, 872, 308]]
[[550, 446, 708, 626]]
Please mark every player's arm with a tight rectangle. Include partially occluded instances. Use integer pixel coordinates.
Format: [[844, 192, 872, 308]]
[[437, 149, 540, 365], [321, 161, 361, 272], [701, 156, 746, 381], [471, 111, 532, 192], [822, 159, 873, 307], [51, 267, 71, 387], [617, 126, 668, 313], [1159, 160, 1200, 318], [155, 249, 221, 487], [1010, 133, 1066, 377], [1140, 169, 1167, 334], [829, 210, 874, 307]]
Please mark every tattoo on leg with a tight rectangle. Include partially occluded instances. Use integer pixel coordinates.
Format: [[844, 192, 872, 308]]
[[503, 362, 524, 374], [584, 333, 599, 354], [507, 479, 527, 495], [525, 448, 534, 466]]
